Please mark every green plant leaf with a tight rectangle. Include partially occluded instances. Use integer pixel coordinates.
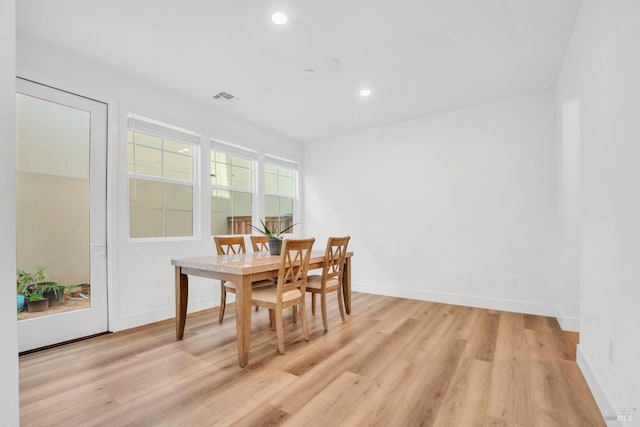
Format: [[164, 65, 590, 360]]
[[276, 222, 298, 236]]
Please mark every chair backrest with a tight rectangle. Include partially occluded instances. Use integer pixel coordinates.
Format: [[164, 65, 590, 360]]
[[250, 235, 269, 252], [214, 236, 246, 255], [277, 238, 315, 296], [322, 236, 351, 285]]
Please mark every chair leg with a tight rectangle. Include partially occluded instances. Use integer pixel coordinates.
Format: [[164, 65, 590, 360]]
[[218, 282, 226, 323], [269, 308, 275, 329], [292, 305, 297, 323], [337, 286, 346, 322], [311, 292, 316, 315], [321, 292, 328, 331], [275, 308, 285, 354], [300, 299, 309, 341]]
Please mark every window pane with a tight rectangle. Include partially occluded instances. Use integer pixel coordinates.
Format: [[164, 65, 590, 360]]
[[164, 139, 192, 155], [128, 131, 194, 182], [233, 156, 251, 168], [265, 163, 294, 196], [130, 208, 163, 238], [278, 175, 293, 195], [264, 195, 293, 234], [234, 191, 252, 216], [164, 152, 193, 180], [278, 167, 292, 178], [279, 197, 293, 216], [211, 151, 252, 192], [165, 182, 192, 210], [129, 179, 193, 238], [133, 132, 162, 149], [211, 189, 231, 235], [133, 145, 162, 177], [265, 195, 279, 217], [231, 164, 252, 190], [165, 210, 193, 237], [212, 151, 229, 163], [129, 179, 162, 209], [265, 172, 277, 194], [265, 163, 278, 174], [212, 161, 232, 187], [211, 189, 252, 235]]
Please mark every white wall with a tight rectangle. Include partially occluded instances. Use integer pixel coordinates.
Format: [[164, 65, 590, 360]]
[[304, 92, 559, 317], [17, 36, 302, 331], [0, 0, 20, 424], [557, 98, 582, 331], [556, 0, 640, 422]]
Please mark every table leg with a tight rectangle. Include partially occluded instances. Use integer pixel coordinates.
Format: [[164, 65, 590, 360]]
[[235, 275, 253, 367], [343, 257, 352, 314], [175, 266, 188, 340]]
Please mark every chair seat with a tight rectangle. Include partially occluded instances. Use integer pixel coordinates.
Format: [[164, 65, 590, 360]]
[[252, 287, 303, 304], [306, 275, 340, 290], [224, 279, 274, 292]]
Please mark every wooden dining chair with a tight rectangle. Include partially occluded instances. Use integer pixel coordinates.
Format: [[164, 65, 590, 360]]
[[250, 235, 269, 253], [214, 236, 272, 323], [250, 234, 278, 294], [251, 238, 315, 354], [306, 236, 350, 331]]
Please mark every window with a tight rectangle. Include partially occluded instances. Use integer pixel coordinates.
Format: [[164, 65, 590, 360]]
[[211, 144, 255, 235], [127, 114, 198, 238], [264, 158, 297, 234]]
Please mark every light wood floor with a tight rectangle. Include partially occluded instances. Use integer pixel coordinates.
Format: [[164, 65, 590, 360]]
[[19, 292, 604, 426]]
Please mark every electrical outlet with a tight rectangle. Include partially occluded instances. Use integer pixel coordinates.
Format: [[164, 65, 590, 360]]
[[512, 277, 519, 287], [609, 340, 614, 364]]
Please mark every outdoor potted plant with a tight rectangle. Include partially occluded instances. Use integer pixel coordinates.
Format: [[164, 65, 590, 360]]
[[64, 285, 76, 299], [25, 287, 49, 312], [43, 282, 65, 306], [250, 219, 297, 255], [16, 267, 45, 312]]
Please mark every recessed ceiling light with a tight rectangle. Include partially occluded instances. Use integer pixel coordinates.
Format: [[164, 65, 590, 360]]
[[305, 69, 315, 75], [359, 88, 372, 97], [272, 12, 288, 25]]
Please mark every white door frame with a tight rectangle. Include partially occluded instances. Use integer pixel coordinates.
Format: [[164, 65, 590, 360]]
[[16, 78, 110, 352]]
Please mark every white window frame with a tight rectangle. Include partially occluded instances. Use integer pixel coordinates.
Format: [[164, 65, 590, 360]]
[[127, 113, 200, 241], [210, 140, 258, 236], [262, 154, 299, 237]]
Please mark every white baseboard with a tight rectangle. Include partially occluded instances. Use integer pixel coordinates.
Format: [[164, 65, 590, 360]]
[[557, 313, 581, 332], [577, 345, 625, 426], [352, 282, 558, 318], [117, 296, 216, 331]]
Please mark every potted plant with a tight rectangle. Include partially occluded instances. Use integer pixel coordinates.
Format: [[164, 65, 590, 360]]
[[64, 285, 75, 299], [43, 282, 65, 306], [25, 287, 49, 312], [250, 219, 297, 255], [16, 267, 45, 312]]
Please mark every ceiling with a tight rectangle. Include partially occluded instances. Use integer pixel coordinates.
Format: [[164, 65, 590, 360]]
[[17, 0, 582, 142]]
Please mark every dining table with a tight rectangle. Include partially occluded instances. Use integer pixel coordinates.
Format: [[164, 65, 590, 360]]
[[172, 250, 353, 367]]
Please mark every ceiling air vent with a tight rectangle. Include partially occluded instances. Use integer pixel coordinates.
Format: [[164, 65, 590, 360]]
[[212, 91, 236, 101]]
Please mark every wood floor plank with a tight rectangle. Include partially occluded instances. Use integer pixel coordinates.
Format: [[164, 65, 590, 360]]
[[493, 311, 528, 362], [19, 293, 605, 426], [337, 358, 416, 426], [432, 358, 492, 427], [369, 337, 468, 427], [465, 311, 500, 362], [281, 371, 369, 427], [486, 361, 534, 426]]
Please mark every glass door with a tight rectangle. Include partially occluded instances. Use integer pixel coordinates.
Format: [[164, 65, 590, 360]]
[[16, 79, 108, 352]]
